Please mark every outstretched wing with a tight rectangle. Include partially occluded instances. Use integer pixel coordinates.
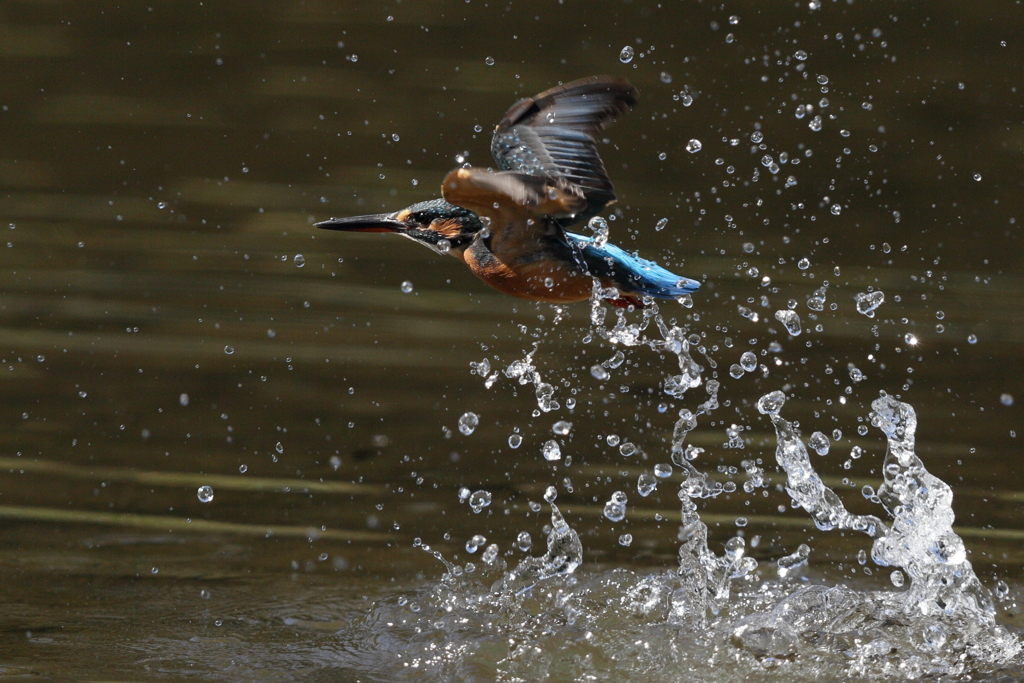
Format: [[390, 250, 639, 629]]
[[491, 76, 637, 228], [442, 167, 587, 260]]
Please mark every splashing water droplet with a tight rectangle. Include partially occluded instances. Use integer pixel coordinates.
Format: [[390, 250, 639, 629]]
[[774, 309, 802, 336], [686, 139, 702, 153], [197, 485, 214, 503], [468, 490, 492, 513], [603, 492, 627, 521], [508, 433, 523, 448], [655, 217, 668, 231], [465, 534, 487, 553], [637, 473, 657, 496], [757, 390, 787, 415], [457, 412, 479, 436], [552, 420, 572, 436], [740, 351, 757, 373], [619, 45, 634, 63], [808, 431, 830, 455], [541, 440, 562, 461], [854, 290, 885, 317], [293, 254, 305, 267]]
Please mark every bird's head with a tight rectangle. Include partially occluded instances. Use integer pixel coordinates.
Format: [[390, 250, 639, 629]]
[[316, 199, 485, 257]]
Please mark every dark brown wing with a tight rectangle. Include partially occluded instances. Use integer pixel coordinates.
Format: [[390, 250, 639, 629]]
[[490, 76, 637, 228]]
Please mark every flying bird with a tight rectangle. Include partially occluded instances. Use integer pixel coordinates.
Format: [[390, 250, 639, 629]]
[[316, 76, 699, 308]]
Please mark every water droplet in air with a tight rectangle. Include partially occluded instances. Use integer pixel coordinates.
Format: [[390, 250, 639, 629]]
[[654, 463, 672, 478], [686, 139, 702, 153], [179, 393, 189, 406], [774, 309, 802, 336], [830, 203, 842, 215], [654, 217, 668, 231], [197, 485, 214, 503], [659, 71, 672, 83], [637, 473, 657, 496], [400, 281, 413, 293], [293, 254, 305, 267], [757, 390, 786, 415], [508, 433, 522, 448], [798, 257, 810, 270], [543, 486, 557, 503], [466, 534, 487, 553], [854, 290, 885, 317], [484, 56, 495, 66], [809, 115, 823, 131], [468, 490, 492, 513], [591, 364, 610, 381], [890, 569, 905, 587], [967, 333, 978, 344], [224, 345, 234, 355], [619, 45, 634, 63], [740, 351, 758, 372], [541, 440, 562, 461], [457, 412, 479, 436], [973, 173, 982, 181], [794, 49, 808, 60], [618, 534, 633, 546], [808, 431, 830, 455], [603, 492, 627, 521], [1001, 393, 1014, 407], [552, 420, 572, 436]]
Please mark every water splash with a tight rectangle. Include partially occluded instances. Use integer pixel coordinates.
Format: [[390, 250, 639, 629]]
[[342, 288, 1019, 681]]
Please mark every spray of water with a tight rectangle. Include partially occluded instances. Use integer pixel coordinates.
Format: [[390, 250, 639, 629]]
[[341, 290, 1019, 681]]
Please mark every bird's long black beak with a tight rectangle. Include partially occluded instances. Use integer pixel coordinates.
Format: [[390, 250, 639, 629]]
[[315, 213, 407, 233]]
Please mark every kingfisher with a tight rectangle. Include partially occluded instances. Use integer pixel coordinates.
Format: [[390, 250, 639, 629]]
[[316, 76, 699, 308]]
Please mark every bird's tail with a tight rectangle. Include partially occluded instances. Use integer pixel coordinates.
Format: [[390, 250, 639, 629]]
[[569, 234, 700, 299]]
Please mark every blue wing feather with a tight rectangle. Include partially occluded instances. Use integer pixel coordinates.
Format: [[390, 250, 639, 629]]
[[567, 233, 700, 299]]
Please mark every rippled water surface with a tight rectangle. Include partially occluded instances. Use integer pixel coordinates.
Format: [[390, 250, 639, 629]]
[[2, 1, 1023, 680]]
